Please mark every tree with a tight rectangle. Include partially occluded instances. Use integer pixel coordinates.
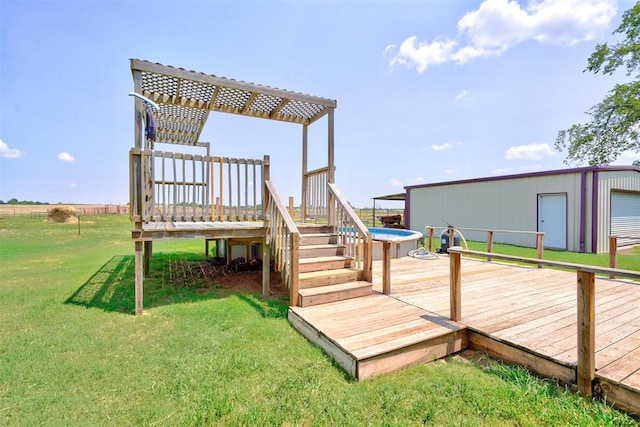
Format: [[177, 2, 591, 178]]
[[555, 3, 640, 165]]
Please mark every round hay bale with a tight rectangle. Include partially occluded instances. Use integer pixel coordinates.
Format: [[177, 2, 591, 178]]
[[47, 206, 78, 223]]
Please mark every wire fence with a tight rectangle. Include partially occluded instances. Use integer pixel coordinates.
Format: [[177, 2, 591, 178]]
[[0, 205, 129, 217]]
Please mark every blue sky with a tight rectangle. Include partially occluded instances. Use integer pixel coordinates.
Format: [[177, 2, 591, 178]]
[[1, 0, 639, 208]]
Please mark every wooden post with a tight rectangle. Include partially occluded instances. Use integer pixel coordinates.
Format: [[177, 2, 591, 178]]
[[77, 215, 81, 236], [327, 110, 335, 227], [487, 230, 493, 262], [609, 236, 617, 279], [288, 196, 294, 220], [143, 241, 152, 278], [449, 250, 461, 321], [135, 241, 144, 315], [577, 270, 595, 397], [301, 125, 308, 223], [427, 227, 434, 252], [382, 241, 391, 295], [536, 233, 544, 268], [290, 233, 300, 306], [262, 237, 270, 298]]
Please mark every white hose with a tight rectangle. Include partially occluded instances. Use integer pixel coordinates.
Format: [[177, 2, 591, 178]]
[[408, 247, 439, 260]]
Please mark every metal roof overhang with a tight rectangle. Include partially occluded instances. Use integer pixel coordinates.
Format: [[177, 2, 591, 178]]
[[372, 192, 406, 202], [131, 59, 337, 146]]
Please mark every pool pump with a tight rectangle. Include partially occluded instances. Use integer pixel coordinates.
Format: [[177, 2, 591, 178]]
[[438, 225, 460, 254]]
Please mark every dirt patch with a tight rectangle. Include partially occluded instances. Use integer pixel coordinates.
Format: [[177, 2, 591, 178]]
[[161, 257, 287, 298]]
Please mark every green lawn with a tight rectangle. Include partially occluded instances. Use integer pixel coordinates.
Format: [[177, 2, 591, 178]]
[[0, 215, 637, 426]]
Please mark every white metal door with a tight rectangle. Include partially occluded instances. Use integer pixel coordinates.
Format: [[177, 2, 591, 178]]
[[538, 193, 567, 249]]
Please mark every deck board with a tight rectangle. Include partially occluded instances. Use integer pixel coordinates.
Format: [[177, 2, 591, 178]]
[[292, 254, 639, 415]]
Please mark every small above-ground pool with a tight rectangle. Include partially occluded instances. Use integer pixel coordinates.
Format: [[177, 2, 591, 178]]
[[368, 227, 423, 260]]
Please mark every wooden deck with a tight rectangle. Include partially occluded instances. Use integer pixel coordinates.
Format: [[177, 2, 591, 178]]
[[289, 255, 640, 415]]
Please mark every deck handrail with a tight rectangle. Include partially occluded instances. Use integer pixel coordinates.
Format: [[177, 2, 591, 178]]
[[130, 148, 265, 223], [447, 246, 640, 398], [302, 166, 329, 221], [264, 180, 300, 305], [424, 225, 545, 265], [328, 183, 372, 282]]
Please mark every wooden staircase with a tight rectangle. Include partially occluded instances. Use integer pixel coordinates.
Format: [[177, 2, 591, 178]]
[[296, 225, 372, 307]]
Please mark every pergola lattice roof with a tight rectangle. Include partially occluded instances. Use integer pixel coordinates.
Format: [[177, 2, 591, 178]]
[[131, 59, 337, 146]]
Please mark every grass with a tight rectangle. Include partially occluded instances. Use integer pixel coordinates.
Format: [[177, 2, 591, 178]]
[[1, 215, 638, 426]]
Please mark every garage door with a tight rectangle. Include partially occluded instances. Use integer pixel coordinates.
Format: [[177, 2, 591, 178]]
[[611, 191, 640, 247]]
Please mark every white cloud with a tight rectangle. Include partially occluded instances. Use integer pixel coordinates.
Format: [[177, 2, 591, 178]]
[[0, 139, 24, 158], [390, 177, 424, 187], [611, 150, 640, 165], [491, 164, 544, 174], [432, 142, 455, 151], [426, 141, 461, 151], [445, 169, 456, 174], [385, 0, 617, 73], [504, 142, 556, 160], [454, 89, 470, 102], [57, 152, 75, 162], [69, 183, 77, 188]]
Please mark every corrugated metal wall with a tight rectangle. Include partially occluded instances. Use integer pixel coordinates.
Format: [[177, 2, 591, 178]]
[[408, 169, 640, 253], [409, 173, 583, 250]]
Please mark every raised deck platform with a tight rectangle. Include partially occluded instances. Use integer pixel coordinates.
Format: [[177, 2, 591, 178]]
[[290, 255, 640, 416]]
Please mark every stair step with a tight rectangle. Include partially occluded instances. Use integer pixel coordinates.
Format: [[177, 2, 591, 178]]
[[299, 268, 360, 288], [299, 255, 354, 273], [300, 233, 339, 246], [297, 225, 333, 235], [299, 244, 345, 258], [298, 281, 372, 307]]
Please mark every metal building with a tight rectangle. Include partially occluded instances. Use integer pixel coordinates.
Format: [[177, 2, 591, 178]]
[[405, 166, 640, 253]]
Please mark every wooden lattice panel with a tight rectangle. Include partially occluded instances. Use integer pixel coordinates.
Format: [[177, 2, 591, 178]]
[[131, 59, 336, 146]]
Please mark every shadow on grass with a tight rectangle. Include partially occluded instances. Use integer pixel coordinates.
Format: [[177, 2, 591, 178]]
[[65, 252, 287, 316]]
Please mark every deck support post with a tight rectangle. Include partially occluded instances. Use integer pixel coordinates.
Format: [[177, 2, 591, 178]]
[[135, 240, 144, 315], [262, 237, 270, 298], [290, 233, 300, 306], [143, 241, 152, 278], [577, 270, 595, 397], [449, 249, 461, 322], [382, 241, 391, 295], [609, 236, 617, 279]]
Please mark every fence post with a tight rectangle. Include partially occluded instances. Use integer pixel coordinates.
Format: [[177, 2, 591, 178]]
[[427, 227, 434, 252], [577, 270, 595, 397], [536, 233, 544, 268], [449, 250, 461, 322], [487, 230, 493, 262], [382, 241, 391, 295], [609, 236, 617, 279]]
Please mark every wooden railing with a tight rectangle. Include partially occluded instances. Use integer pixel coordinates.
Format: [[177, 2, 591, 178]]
[[130, 148, 265, 222], [609, 235, 640, 278], [265, 180, 300, 306], [425, 226, 545, 266], [328, 183, 372, 281], [302, 166, 329, 221], [447, 247, 640, 397]]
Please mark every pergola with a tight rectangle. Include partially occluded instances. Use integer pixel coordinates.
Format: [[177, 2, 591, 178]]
[[130, 59, 339, 223]]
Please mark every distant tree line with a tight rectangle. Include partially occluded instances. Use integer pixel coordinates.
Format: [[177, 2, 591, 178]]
[[0, 198, 51, 205]]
